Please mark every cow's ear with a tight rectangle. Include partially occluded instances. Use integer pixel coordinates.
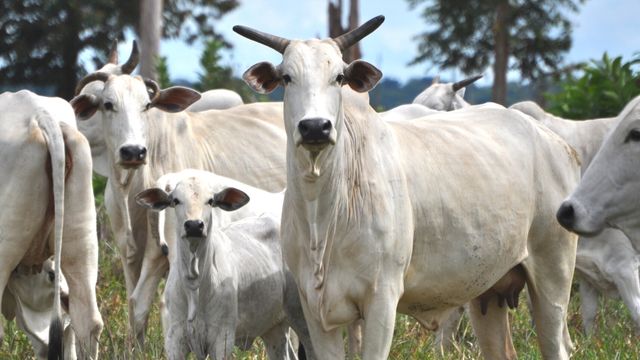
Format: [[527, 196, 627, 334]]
[[243, 62, 281, 94], [70, 94, 100, 120], [212, 187, 250, 211], [151, 87, 201, 113], [344, 60, 382, 93], [135, 188, 173, 211]]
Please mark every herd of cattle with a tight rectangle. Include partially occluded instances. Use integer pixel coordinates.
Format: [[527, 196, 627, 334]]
[[1, 14, 640, 360]]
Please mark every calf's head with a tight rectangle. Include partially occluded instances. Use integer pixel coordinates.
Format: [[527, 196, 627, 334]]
[[234, 16, 384, 156], [135, 177, 250, 250]]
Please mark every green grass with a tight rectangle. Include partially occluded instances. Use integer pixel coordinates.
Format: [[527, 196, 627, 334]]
[[3, 208, 640, 359]]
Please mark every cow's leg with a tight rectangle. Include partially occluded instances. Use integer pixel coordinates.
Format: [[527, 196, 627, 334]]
[[524, 230, 576, 360], [299, 293, 344, 360], [261, 321, 293, 360], [347, 319, 363, 359], [434, 305, 465, 353], [360, 287, 402, 360], [610, 263, 640, 334], [578, 279, 599, 335], [59, 129, 103, 359], [164, 323, 188, 360], [468, 296, 516, 360]]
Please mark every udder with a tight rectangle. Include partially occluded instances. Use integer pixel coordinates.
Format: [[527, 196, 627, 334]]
[[476, 264, 527, 315]]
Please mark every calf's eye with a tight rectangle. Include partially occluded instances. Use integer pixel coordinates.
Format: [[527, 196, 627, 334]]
[[625, 129, 640, 143], [103, 102, 114, 111], [282, 75, 292, 84]]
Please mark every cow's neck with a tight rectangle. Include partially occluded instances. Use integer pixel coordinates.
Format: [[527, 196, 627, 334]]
[[289, 101, 383, 290]]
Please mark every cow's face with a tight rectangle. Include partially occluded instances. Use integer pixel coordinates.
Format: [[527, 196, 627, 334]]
[[71, 74, 200, 170], [236, 16, 384, 175], [135, 178, 249, 251], [557, 96, 640, 239]]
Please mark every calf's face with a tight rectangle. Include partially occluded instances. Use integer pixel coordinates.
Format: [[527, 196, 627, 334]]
[[135, 177, 250, 249]]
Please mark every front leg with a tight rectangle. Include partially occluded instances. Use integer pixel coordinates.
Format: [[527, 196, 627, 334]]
[[360, 285, 403, 360], [299, 292, 345, 360]]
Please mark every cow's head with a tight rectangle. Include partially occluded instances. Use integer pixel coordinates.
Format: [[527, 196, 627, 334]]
[[413, 74, 482, 111], [135, 177, 250, 251], [234, 16, 384, 157], [557, 95, 640, 240], [70, 74, 200, 170]]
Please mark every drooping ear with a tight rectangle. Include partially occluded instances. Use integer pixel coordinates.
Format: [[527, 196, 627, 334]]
[[151, 87, 201, 113], [135, 188, 173, 211], [242, 62, 281, 94], [344, 60, 382, 93], [70, 94, 100, 120], [212, 187, 250, 212]]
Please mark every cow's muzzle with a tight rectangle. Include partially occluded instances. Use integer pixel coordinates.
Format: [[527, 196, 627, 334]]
[[556, 199, 603, 236], [184, 220, 205, 238], [298, 118, 334, 149], [119, 145, 147, 168]]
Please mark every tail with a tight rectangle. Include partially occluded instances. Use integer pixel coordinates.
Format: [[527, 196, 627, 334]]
[[37, 109, 65, 360]]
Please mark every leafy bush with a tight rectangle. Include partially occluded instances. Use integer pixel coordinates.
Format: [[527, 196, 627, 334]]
[[546, 53, 640, 119]]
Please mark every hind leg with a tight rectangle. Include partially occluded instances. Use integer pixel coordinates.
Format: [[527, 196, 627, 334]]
[[468, 296, 516, 360], [59, 129, 103, 358], [262, 321, 293, 360]]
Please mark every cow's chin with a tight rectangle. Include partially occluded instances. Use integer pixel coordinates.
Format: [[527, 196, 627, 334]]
[[118, 160, 146, 169]]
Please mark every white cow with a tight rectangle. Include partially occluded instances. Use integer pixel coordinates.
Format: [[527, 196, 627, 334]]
[[185, 89, 244, 112], [557, 96, 640, 262], [511, 101, 640, 334], [135, 170, 315, 359], [235, 16, 580, 360], [3, 259, 76, 359], [0, 91, 102, 359], [71, 46, 287, 344], [412, 75, 482, 111]]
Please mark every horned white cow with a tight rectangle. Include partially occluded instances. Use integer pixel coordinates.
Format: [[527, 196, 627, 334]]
[[235, 16, 580, 359], [3, 259, 76, 359], [71, 46, 287, 344], [135, 170, 315, 359], [511, 101, 640, 334], [185, 89, 244, 112], [0, 91, 102, 359]]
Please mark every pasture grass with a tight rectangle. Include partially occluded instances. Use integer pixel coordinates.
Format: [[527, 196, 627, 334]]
[[2, 210, 640, 359]]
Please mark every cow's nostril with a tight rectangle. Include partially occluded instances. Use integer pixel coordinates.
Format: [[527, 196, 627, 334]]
[[556, 202, 576, 229], [322, 121, 331, 131]]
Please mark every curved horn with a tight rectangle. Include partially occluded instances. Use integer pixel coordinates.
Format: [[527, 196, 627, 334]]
[[120, 40, 140, 74], [232, 25, 290, 54], [107, 40, 119, 64], [144, 78, 160, 101], [333, 15, 385, 52], [452, 74, 483, 91], [75, 72, 111, 95]]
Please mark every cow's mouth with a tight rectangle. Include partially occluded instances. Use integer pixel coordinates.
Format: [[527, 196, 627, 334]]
[[118, 160, 146, 169]]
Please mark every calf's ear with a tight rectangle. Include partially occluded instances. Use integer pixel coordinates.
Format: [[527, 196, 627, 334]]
[[212, 187, 250, 211], [344, 60, 382, 93], [70, 94, 100, 120], [243, 62, 281, 94], [151, 87, 201, 113], [135, 188, 173, 211]]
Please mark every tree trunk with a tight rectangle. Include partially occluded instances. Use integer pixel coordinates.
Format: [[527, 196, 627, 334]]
[[139, 0, 163, 80], [492, 1, 509, 105], [58, 3, 81, 100], [328, 0, 361, 63]]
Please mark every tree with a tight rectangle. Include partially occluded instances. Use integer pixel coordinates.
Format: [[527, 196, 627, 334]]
[[546, 53, 640, 119], [0, 0, 238, 99], [407, 0, 584, 105], [328, 0, 361, 63], [139, 0, 163, 80], [195, 39, 255, 101]]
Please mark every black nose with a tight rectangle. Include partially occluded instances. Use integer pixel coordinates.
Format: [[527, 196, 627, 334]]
[[298, 118, 332, 144], [119, 145, 147, 163], [184, 220, 205, 237], [556, 202, 575, 230]]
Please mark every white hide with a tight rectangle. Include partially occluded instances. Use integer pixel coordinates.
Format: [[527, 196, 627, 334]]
[[0, 90, 102, 359], [185, 89, 244, 112]]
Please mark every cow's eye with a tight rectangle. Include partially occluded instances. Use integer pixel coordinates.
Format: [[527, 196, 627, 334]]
[[103, 102, 114, 111], [207, 198, 215, 206], [282, 75, 292, 84], [336, 74, 345, 84], [48, 271, 55, 282], [172, 198, 181, 206], [625, 129, 640, 143]]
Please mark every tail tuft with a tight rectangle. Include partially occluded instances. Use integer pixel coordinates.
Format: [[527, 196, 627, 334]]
[[48, 315, 64, 360]]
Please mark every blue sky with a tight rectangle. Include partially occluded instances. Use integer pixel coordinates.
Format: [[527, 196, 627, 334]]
[[115, 0, 640, 87]]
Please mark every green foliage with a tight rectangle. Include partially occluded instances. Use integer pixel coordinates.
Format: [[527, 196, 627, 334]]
[[196, 39, 234, 91], [156, 56, 172, 89], [546, 53, 640, 119]]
